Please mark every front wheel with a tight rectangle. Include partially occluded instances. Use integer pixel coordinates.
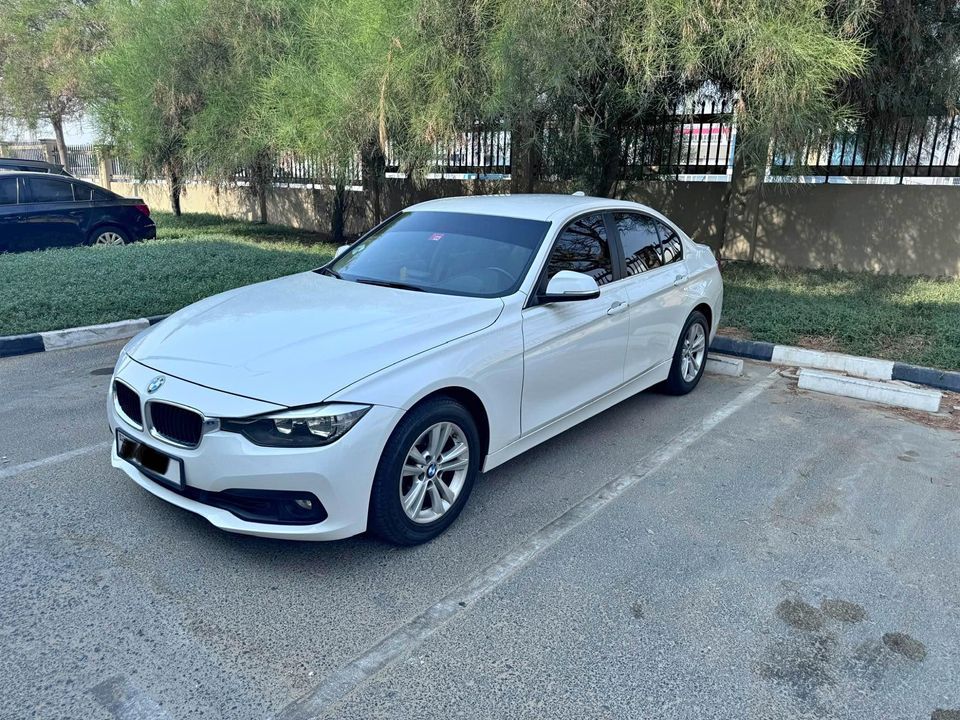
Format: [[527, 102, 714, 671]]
[[662, 310, 709, 395], [368, 398, 480, 545]]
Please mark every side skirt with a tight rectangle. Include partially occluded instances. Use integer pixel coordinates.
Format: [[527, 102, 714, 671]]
[[482, 360, 671, 473]]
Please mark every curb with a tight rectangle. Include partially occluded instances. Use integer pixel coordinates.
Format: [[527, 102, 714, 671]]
[[709, 336, 960, 394], [0, 315, 168, 359], [2, 318, 959, 396]]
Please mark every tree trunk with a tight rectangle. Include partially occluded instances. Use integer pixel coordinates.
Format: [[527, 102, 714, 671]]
[[360, 137, 387, 225], [250, 149, 273, 224], [591, 112, 625, 197], [721, 126, 767, 258], [167, 165, 183, 216], [331, 182, 347, 243], [257, 184, 268, 224], [510, 116, 541, 194], [50, 114, 70, 172]]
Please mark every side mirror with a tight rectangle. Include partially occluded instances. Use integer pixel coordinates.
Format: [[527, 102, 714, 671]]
[[334, 244, 351, 259], [539, 270, 601, 303]]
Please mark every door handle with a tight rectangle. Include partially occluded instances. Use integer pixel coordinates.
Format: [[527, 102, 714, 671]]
[[673, 273, 688, 287], [606, 300, 629, 316]]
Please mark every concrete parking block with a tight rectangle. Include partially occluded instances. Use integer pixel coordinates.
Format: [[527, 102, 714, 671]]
[[772, 345, 894, 380], [797, 368, 942, 412], [705, 355, 744, 377]]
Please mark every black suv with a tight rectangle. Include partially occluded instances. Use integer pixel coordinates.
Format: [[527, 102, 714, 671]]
[[0, 157, 73, 176], [0, 171, 156, 251]]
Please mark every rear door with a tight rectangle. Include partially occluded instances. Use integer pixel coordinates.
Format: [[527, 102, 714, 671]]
[[614, 211, 691, 380], [19, 176, 87, 249]]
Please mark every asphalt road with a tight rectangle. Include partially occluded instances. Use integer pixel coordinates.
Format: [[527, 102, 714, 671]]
[[1, 341, 958, 720]]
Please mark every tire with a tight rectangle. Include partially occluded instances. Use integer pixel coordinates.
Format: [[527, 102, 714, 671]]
[[662, 310, 710, 395], [368, 397, 481, 546], [88, 226, 129, 246]]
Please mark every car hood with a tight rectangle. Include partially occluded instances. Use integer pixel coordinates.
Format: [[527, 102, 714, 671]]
[[129, 272, 504, 406]]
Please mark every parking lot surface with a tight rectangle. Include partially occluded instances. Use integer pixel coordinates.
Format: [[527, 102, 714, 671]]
[[1, 341, 958, 719]]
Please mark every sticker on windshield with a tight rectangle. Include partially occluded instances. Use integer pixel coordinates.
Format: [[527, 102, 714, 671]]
[[428, 233, 444, 241]]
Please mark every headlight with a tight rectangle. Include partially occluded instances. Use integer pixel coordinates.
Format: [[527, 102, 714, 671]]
[[220, 403, 370, 447]]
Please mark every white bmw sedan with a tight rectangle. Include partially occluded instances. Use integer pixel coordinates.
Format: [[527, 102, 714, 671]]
[[108, 194, 722, 545]]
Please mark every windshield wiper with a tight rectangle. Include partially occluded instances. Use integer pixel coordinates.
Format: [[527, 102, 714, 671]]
[[317, 266, 342, 279], [354, 277, 424, 292]]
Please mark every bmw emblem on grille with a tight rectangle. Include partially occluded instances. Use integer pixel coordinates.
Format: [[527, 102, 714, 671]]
[[147, 376, 165, 394]]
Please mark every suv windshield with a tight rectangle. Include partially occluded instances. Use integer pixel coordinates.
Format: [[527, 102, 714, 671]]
[[325, 211, 551, 298]]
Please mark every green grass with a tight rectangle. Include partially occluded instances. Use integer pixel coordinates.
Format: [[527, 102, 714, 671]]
[[721, 262, 960, 371], [0, 212, 334, 336], [2, 213, 959, 371]]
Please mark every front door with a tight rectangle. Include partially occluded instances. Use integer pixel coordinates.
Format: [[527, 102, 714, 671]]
[[520, 212, 629, 434]]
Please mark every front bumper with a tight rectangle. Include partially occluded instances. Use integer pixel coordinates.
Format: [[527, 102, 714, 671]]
[[108, 356, 402, 541]]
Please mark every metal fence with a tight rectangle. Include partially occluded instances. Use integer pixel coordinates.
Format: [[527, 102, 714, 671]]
[[7, 102, 960, 184], [66, 144, 99, 178], [1, 143, 48, 162], [384, 123, 512, 177], [771, 113, 960, 179], [538, 98, 736, 180]]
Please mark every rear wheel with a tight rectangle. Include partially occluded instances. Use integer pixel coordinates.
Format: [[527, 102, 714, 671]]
[[368, 398, 480, 545], [662, 310, 709, 395], [89, 226, 129, 246]]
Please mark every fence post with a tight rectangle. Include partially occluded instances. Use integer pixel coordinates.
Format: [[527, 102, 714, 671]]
[[96, 145, 113, 190], [38, 138, 59, 165]]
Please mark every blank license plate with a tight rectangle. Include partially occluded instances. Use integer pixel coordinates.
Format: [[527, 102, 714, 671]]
[[116, 429, 184, 490]]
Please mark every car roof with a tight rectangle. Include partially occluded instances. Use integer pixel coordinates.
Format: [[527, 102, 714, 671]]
[[405, 193, 656, 222], [0, 157, 63, 168], [0, 170, 87, 182]]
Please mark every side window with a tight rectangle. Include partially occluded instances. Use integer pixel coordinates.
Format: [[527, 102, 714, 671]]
[[655, 220, 683, 265], [0, 177, 17, 205], [92, 188, 114, 201], [73, 184, 94, 201], [546, 213, 614, 287], [614, 212, 662, 276], [24, 177, 75, 203]]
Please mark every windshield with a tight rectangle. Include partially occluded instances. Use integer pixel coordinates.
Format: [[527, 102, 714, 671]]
[[325, 211, 551, 298]]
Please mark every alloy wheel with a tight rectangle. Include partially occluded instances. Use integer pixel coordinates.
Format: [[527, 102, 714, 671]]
[[93, 230, 125, 246], [680, 322, 706, 382], [399, 421, 470, 524]]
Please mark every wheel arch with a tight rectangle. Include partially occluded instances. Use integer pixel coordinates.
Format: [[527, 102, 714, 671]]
[[407, 386, 491, 464], [692, 302, 713, 334]]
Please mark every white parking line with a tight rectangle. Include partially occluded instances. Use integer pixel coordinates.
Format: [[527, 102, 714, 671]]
[[275, 370, 780, 720], [0, 441, 110, 480]]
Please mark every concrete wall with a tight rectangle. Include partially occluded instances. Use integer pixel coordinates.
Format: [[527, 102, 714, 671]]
[[113, 177, 960, 277], [728, 183, 960, 277]]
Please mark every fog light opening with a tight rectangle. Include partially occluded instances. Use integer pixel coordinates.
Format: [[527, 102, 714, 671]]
[[294, 498, 313, 510]]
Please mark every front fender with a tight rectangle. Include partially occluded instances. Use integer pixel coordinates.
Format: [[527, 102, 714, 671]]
[[325, 308, 524, 457]]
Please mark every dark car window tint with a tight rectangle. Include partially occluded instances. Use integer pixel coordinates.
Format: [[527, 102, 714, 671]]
[[73, 184, 94, 201], [655, 220, 683, 265], [25, 177, 75, 203], [546, 213, 614, 286], [92, 188, 113, 201], [615, 212, 662, 275], [0, 177, 17, 205]]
